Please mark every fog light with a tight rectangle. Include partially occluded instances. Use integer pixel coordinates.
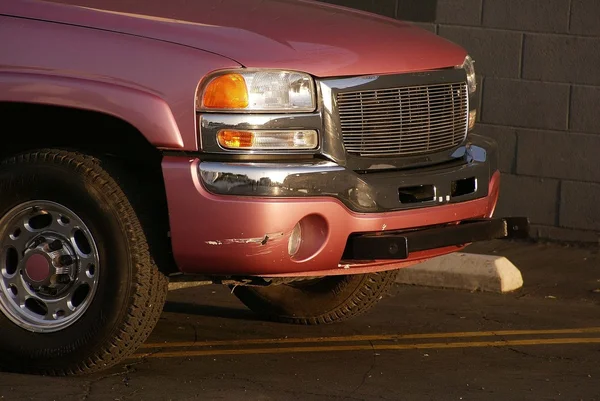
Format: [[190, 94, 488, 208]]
[[288, 223, 302, 256]]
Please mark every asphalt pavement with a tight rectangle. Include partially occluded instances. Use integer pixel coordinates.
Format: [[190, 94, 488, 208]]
[[1, 240, 599, 401]]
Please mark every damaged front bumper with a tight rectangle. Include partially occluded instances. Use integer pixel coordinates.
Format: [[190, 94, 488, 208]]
[[162, 134, 517, 277]]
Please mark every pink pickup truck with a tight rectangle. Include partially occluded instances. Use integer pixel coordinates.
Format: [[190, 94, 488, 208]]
[[0, 0, 527, 375]]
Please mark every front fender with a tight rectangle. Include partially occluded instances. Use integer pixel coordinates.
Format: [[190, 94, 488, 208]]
[[0, 71, 183, 149], [0, 14, 241, 150]]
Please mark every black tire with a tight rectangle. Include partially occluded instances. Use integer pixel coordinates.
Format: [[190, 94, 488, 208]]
[[0, 149, 168, 375], [232, 271, 397, 325]]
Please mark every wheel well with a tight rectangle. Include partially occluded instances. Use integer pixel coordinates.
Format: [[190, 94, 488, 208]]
[[0, 102, 178, 274], [0, 102, 160, 161]]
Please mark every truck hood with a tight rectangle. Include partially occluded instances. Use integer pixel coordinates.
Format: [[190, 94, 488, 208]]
[[7, 0, 467, 77]]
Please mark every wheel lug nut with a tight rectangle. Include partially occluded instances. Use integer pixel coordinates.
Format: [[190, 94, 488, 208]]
[[58, 255, 74, 266], [30, 236, 46, 248], [48, 240, 63, 252], [56, 275, 71, 284]]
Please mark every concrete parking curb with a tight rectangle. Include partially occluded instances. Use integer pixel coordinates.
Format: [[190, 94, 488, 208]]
[[395, 253, 523, 293]]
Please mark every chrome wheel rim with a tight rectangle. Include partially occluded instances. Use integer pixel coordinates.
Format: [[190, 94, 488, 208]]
[[0, 201, 100, 333]]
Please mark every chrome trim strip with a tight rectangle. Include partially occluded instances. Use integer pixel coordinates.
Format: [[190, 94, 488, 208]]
[[465, 80, 471, 135], [199, 160, 344, 186]]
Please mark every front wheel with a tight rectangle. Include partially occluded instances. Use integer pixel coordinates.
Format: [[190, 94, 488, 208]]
[[232, 271, 397, 325], [0, 150, 168, 375]]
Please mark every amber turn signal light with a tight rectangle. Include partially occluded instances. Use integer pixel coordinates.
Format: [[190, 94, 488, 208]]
[[202, 74, 249, 110], [218, 130, 254, 149], [217, 129, 318, 150]]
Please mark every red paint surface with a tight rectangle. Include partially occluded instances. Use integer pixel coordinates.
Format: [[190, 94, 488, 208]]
[[162, 157, 501, 277], [6, 0, 467, 78]]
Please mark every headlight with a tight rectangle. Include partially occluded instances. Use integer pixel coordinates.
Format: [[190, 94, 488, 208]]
[[461, 55, 476, 94], [198, 70, 316, 113]]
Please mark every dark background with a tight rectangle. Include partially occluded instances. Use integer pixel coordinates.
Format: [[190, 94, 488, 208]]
[[319, 0, 600, 244]]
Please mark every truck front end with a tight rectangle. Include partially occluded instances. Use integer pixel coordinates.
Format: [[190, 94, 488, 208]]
[[164, 58, 526, 278]]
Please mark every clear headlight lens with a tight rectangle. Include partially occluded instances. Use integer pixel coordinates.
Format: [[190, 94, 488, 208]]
[[462, 55, 477, 94], [199, 70, 316, 113]]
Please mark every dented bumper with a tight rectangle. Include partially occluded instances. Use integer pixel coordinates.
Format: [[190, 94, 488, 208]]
[[162, 145, 503, 277]]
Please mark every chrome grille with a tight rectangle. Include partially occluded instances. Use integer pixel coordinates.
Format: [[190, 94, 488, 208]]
[[337, 82, 468, 157]]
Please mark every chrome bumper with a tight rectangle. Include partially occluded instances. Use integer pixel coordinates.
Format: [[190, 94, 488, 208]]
[[198, 134, 498, 213]]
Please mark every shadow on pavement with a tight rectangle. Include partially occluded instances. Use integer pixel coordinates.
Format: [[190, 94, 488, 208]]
[[162, 300, 260, 321]]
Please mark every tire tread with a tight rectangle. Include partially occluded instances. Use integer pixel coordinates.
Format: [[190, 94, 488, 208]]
[[235, 270, 397, 326], [0, 149, 167, 376]]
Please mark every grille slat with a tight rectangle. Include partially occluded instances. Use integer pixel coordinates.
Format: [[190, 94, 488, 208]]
[[344, 130, 466, 142], [337, 83, 462, 97], [338, 94, 462, 106], [339, 95, 460, 107], [344, 137, 464, 149], [339, 107, 467, 119], [346, 126, 464, 141], [344, 117, 464, 132], [337, 82, 468, 157]]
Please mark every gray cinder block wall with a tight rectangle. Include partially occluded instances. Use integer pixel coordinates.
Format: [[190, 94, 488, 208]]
[[320, 0, 600, 243]]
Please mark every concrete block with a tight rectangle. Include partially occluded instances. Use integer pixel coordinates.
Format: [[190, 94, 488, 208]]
[[481, 78, 569, 130], [438, 26, 521, 78], [517, 129, 600, 182], [436, 0, 482, 26], [570, 85, 600, 134], [570, 0, 600, 36], [476, 124, 517, 173], [494, 174, 559, 226], [482, 0, 570, 33], [530, 224, 600, 244], [523, 34, 600, 85], [395, 253, 523, 293], [397, 0, 437, 23], [560, 181, 600, 231]]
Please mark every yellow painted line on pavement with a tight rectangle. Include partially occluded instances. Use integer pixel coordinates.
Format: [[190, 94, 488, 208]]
[[132, 337, 600, 359], [141, 327, 600, 349]]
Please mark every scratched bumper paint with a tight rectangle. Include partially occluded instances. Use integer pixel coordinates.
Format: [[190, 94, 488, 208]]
[[162, 157, 500, 277]]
